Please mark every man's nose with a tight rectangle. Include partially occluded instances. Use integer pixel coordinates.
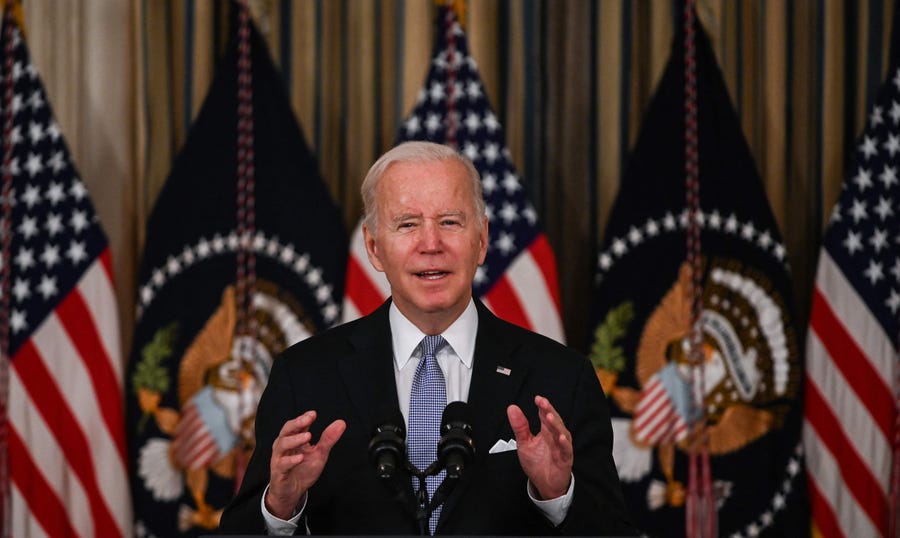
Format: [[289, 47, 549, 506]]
[[418, 221, 443, 252]]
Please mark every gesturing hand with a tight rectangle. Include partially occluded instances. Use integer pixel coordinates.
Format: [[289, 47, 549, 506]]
[[265, 410, 346, 519], [507, 395, 573, 500]]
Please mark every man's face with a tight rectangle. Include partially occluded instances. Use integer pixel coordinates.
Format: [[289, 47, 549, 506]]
[[363, 158, 488, 331]]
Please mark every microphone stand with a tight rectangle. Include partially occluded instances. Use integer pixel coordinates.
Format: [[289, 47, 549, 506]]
[[406, 460, 457, 536]]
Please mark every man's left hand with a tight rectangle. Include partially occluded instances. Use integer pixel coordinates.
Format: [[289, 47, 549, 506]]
[[507, 395, 573, 500]]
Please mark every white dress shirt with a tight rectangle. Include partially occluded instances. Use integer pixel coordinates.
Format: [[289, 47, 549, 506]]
[[262, 299, 572, 534]]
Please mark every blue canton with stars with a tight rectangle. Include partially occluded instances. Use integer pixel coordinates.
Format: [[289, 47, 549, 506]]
[[397, 8, 540, 296], [1, 26, 108, 356], [825, 67, 900, 342]]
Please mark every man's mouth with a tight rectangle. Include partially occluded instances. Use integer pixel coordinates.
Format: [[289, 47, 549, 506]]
[[415, 270, 449, 280]]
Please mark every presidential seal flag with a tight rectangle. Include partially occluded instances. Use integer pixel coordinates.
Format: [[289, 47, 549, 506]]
[[589, 17, 808, 538], [0, 7, 131, 537], [126, 6, 347, 537], [343, 6, 565, 343], [803, 11, 900, 536]]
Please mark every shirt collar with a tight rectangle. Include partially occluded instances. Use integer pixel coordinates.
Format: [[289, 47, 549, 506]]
[[389, 299, 478, 371]]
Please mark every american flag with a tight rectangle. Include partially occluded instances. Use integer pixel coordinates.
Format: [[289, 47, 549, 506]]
[[0, 13, 131, 538], [631, 364, 692, 446], [803, 66, 900, 536], [343, 7, 565, 342]]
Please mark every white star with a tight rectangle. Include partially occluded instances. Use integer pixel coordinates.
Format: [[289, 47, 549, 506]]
[[252, 232, 266, 251], [14, 247, 34, 270], [46, 213, 63, 236], [211, 234, 225, 252], [522, 205, 537, 225], [46, 182, 65, 205], [197, 238, 211, 258], [28, 89, 44, 111], [483, 112, 499, 131], [46, 120, 60, 141], [462, 142, 479, 162], [265, 237, 279, 257], [879, 165, 898, 188], [663, 212, 678, 231], [11, 93, 23, 115], [757, 230, 773, 248], [495, 232, 516, 255], [843, 230, 863, 254], [12, 278, 29, 302], [10, 310, 26, 333], [69, 179, 87, 200], [482, 173, 497, 195], [28, 121, 44, 144], [870, 228, 889, 252], [12, 61, 23, 81], [875, 197, 894, 221], [429, 81, 445, 102], [892, 258, 900, 281], [182, 245, 196, 265], [404, 115, 421, 136], [483, 143, 500, 164], [884, 134, 900, 156], [741, 221, 756, 240], [774, 243, 786, 260], [725, 213, 739, 233], [464, 112, 481, 132], [38, 275, 58, 299], [466, 80, 482, 100], [499, 202, 518, 224], [849, 198, 868, 222], [830, 202, 843, 223], [226, 232, 239, 250], [279, 244, 296, 264], [474, 265, 488, 285], [17, 216, 37, 239], [48, 151, 65, 174], [66, 241, 87, 264], [892, 101, 900, 124], [316, 283, 333, 304], [864, 260, 884, 284], [628, 226, 643, 245], [306, 267, 323, 286], [22, 184, 41, 209], [294, 253, 310, 272], [502, 172, 521, 194], [485, 204, 495, 222], [678, 209, 689, 228], [854, 167, 873, 191], [152, 268, 165, 285], [24, 152, 43, 177], [140, 285, 153, 305], [708, 211, 722, 229], [645, 218, 660, 236], [612, 238, 627, 256], [40, 244, 60, 268], [773, 493, 786, 510], [9, 125, 22, 146], [599, 253, 612, 270], [887, 289, 900, 313], [870, 105, 884, 126], [425, 113, 441, 134], [322, 303, 339, 324], [166, 255, 181, 275], [2, 156, 19, 177], [894, 68, 900, 91], [70, 210, 89, 233], [747, 523, 760, 537]]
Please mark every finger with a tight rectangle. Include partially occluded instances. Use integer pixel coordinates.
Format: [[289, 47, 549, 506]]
[[273, 431, 313, 455], [535, 396, 571, 441], [506, 404, 533, 443], [314, 420, 347, 455], [278, 411, 317, 437], [272, 452, 305, 474]]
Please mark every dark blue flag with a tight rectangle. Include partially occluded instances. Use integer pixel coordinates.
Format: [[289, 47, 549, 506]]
[[589, 18, 808, 538], [125, 8, 347, 537]]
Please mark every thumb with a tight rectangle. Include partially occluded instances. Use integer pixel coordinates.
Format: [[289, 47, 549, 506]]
[[316, 419, 347, 454], [507, 405, 532, 444]]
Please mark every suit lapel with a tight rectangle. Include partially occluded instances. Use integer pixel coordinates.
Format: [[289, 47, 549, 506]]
[[338, 300, 402, 436], [437, 301, 529, 529]]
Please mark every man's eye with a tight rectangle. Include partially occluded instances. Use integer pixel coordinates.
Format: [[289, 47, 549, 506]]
[[441, 219, 462, 227], [398, 222, 415, 229]]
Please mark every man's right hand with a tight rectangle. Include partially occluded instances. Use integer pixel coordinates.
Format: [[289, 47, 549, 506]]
[[265, 410, 347, 520]]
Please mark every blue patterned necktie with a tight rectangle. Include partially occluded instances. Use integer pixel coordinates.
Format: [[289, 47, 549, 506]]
[[408, 335, 447, 535]]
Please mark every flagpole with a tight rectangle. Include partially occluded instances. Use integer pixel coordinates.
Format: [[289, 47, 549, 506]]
[[682, 1, 716, 536], [441, 0, 460, 149], [234, 0, 257, 493], [0, 4, 12, 534]]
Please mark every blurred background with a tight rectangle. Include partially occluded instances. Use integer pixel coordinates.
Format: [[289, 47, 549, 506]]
[[19, 0, 894, 352]]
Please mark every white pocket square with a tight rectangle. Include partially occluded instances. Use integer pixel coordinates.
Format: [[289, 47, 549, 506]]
[[488, 438, 518, 454]]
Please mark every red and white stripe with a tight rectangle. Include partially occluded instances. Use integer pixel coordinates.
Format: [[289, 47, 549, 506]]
[[804, 251, 896, 538], [632, 376, 688, 445], [9, 250, 131, 538], [342, 224, 565, 343], [172, 399, 221, 470]]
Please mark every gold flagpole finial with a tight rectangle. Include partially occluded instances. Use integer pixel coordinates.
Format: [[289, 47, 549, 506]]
[[435, 0, 466, 30]]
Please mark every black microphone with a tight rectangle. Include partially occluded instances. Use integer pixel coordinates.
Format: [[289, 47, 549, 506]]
[[368, 410, 406, 479], [437, 401, 475, 479]]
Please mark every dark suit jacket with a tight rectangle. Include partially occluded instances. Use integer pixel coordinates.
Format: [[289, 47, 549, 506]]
[[218, 299, 633, 535]]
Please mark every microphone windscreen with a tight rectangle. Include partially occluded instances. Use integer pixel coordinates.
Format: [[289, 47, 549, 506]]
[[441, 401, 473, 431]]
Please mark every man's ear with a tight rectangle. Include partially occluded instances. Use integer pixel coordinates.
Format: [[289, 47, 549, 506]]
[[362, 223, 385, 272]]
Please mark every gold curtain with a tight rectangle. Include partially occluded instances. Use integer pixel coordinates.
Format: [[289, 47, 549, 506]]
[[18, 0, 893, 353]]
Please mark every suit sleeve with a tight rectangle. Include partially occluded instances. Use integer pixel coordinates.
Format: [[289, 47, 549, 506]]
[[218, 354, 302, 534], [558, 358, 637, 536]]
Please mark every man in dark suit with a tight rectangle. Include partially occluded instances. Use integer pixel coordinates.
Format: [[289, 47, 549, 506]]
[[219, 142, 633, 535]]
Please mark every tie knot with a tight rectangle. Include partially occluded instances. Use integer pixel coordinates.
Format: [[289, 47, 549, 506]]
[[420, 335, 446, 359]]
